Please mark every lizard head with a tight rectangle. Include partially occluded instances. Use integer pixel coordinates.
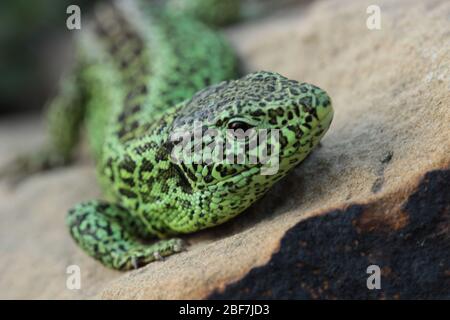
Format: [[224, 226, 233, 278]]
[[168, 71, 333, 223]]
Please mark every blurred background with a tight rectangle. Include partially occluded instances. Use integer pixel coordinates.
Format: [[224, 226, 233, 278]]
[[0, 0, 311, 115], [0, 0, 97, 115]]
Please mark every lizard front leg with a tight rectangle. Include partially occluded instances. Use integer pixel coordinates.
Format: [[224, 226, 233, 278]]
[[67, 200, 185, 270]]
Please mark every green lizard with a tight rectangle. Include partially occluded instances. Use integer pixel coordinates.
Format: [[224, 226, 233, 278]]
[[4, 0, 333, 270]]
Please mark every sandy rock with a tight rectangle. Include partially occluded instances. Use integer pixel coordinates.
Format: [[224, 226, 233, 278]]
[[0, 0, 448, 299]]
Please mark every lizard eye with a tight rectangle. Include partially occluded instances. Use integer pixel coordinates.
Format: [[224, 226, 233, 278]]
[[227, 121, 253, 132]]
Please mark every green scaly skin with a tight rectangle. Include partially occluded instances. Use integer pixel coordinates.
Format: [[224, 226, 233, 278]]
[[4, 0, 334, 270]]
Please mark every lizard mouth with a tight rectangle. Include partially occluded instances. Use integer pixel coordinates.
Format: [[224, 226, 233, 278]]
[[207, 166, 261, 193], [173, 161, 258, 194]]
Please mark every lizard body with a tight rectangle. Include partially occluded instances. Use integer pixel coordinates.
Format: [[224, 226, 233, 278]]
[[10, 0, 334, 270]]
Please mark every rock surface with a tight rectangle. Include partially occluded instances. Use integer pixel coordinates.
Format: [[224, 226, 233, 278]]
[[0, 0, 448, 299]]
